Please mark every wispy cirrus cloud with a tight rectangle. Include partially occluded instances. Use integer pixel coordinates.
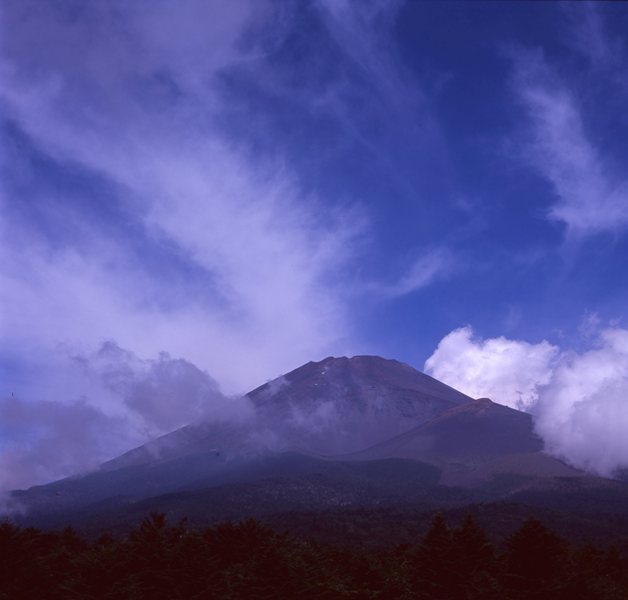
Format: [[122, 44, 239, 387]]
[[368, 247, 456, 299], [316, 0, 413, 116], [563, 1, 626, 77], [0, 0, 363, 396], [509, 46, 628, 237], [507, 3, 628, 239]]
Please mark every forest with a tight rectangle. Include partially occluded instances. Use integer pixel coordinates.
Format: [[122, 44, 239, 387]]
[[1, 512, 627, 599]]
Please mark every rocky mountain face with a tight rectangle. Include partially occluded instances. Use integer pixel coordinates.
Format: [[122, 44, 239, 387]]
[[9, 355, 628, 532]]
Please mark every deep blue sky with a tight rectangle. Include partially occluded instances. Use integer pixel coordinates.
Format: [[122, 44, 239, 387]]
[[2, 1, 628, 487], [207, 0, 628, 362]]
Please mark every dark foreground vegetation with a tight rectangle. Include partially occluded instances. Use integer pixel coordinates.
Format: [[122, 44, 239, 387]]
[[1, 513, 627, 600]]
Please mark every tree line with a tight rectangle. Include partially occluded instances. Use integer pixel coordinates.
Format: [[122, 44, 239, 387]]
[[1, 512, 627, 599]]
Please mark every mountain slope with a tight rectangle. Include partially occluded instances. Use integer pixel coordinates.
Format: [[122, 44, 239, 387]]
[[347, 398, 584, 486], [351, 398, 542, 460], [18, 451, 628, 535]]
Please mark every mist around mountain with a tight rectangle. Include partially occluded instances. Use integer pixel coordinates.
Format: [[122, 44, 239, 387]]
[[6, 356, 628, 547]]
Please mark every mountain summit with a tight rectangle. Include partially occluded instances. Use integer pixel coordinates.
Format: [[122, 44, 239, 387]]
[[250, 355, 470, 411]]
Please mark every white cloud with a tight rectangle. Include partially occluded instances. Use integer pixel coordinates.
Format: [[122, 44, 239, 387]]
[[510, 47, 628, 236], [534, 328, 628, 476], [370, 248, 456, 299], [578, 311, 602, 339], [424, 326, 559, 410], [426, 325, 628, 477]]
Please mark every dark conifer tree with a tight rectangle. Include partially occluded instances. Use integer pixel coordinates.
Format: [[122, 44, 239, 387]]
[[451, 514, 500, 599], [414, 513, 456, 598], [502, 517, 568, 598]]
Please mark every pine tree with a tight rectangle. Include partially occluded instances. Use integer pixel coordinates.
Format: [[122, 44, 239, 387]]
[[451, 514, 500, 599], [414, 513, 456, 598], [503, 517, 567, 597]]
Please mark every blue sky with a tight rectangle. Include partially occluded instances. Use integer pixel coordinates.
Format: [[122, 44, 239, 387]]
[[2, 1, 628, 487]]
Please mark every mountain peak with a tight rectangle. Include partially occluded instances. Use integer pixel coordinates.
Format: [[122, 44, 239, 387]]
[[99, 355, 473, 472], [246, 354, 473, 454], [248, 354, 472, 408]]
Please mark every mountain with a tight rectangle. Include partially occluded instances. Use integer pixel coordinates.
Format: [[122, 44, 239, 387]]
[[12, 356, 469, 516], [248, 355, 472, 454], [8, 355, 628, 537], [103, 355, 471, 471]]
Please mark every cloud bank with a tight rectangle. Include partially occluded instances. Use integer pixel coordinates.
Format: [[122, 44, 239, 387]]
[[426, 325, 628, 477]]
